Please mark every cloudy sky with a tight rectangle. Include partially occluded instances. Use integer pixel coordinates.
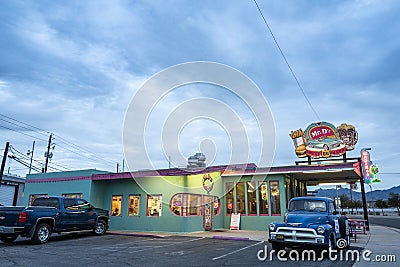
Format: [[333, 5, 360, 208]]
[[0, 0, 399, 190]]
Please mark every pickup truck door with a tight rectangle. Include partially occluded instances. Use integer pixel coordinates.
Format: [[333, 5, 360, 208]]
[[328, 201, 340, 237], [59, 198, 80, 230], [60, 199, 97, 230], [73, 199, 97, 230]]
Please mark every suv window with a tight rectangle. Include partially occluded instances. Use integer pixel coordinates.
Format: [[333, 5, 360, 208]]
[[32, 197, 60, 209]]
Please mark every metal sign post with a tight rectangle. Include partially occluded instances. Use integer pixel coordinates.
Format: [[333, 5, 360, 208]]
[[202, 174, 214, 231]]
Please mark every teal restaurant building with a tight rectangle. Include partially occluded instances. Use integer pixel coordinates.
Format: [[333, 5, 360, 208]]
[[23, 162, 360, 232]]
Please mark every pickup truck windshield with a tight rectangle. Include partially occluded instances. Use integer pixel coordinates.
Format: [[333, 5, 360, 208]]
[[31, 198, 60, 209], [288, 200, 326, 212]]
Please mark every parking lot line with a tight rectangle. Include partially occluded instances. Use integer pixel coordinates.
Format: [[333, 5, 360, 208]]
[[212, 241, 264, 260], [127, 237, 206, 253], [93, 236, 206, 254]]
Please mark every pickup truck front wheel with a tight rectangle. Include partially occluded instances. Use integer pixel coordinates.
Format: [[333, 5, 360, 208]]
[[93, 220, 107, 235], [0, 234, 18, 243], [32, 223, 52, 244]]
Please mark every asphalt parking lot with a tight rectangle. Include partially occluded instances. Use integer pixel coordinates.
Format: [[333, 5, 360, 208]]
[[0, 233, 362, 267]]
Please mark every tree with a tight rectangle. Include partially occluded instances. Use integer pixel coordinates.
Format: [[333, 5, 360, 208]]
[[375, 199, 388, 216], [354, 200, 362, 214], [339, 194, 351, 212], [388, 193, 400, 215]]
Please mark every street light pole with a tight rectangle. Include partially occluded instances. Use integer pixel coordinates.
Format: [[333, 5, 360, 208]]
[[368, 184, 375, 215], [360, 148, 371, 230]]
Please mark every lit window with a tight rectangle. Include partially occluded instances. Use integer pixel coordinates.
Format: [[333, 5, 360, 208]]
[[170, 194, 182, 216], [147, 195, 162, 217], [247, 182, 257, 215], [226, 182, 234, 215], [128, 195, 140, 216], [236, 182, 245, 215], [188, 194, 201, 216], [258, 182, 269, 215], [169, 194, 220, 217], [29, 194, 48, 206], [62, 193, 83, 199], [269, 181, 281, 215], [213, 196, 221, 216], [111, 195, 122, 216]]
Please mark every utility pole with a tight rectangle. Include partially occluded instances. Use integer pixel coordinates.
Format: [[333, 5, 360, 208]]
[[0, 142, 10, 186], [28, 141, 35, 174], [44, 134, 53, 173], [116, 162, 119, 173]]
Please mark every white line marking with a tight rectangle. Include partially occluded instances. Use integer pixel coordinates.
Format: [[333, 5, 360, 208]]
[[93, 237, 206, 254], [212, 241, 264, 260], [127, 237, 205, 254]]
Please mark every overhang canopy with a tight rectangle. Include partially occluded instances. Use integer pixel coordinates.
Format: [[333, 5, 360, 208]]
[[222, 161, 361, 186]]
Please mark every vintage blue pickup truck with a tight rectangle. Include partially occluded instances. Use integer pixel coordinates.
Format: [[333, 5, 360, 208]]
[[0, 196, 109, 244], [268, 196, 350, 251]]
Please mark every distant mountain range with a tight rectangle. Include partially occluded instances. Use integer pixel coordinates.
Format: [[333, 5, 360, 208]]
[[313, 185, 400, 201]]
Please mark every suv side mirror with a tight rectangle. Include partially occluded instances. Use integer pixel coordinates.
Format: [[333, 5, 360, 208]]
[[333, 211, 339, 215]]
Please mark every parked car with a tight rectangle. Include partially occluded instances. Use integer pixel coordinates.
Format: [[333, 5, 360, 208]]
[[0, 196, 109, 244], [306, 138, 342, 150], [268, 197, 350, 251]]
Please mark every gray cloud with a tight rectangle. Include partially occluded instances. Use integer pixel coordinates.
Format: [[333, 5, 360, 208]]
[[0, 0, 398, 189]]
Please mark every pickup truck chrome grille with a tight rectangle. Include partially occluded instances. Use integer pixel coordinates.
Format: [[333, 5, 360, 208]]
[[272, 227, 323, 243]]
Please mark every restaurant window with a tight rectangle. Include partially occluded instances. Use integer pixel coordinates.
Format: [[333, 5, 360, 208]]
[[29, 194, 48, 206], [147, 195, 162, 217], [226, 182, 234, 215], [111, 195, 122, 216], [213, 196, 221, 216], [269, 181, 281, 215], [247, 182, 257, 215], [235, 182, 245, 215], [169, 194, 220, 217], [285, 180, 290, 208], [128, 195, 140, 216], [62, 193, 83, 199], [170, 193, 182, 216], [258, 182, 269, 215], [188, 194, 201, 216]]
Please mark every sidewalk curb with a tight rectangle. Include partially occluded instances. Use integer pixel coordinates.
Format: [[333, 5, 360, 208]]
[[107, 232, 165, 238], [212, 236, 250, 241]]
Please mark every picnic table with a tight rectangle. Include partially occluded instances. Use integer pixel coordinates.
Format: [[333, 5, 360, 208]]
[[348, 218, 368, 242]]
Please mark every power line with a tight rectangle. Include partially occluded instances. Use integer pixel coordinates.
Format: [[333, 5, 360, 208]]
[[0, 113, 116, 169], [0, 113, 50, 135], [0, 124, 48, 142], [0, 118, 48, 137], [9, 145, 72, 173], [253, 0, 321, 121], [53, 134, 116, 167]]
